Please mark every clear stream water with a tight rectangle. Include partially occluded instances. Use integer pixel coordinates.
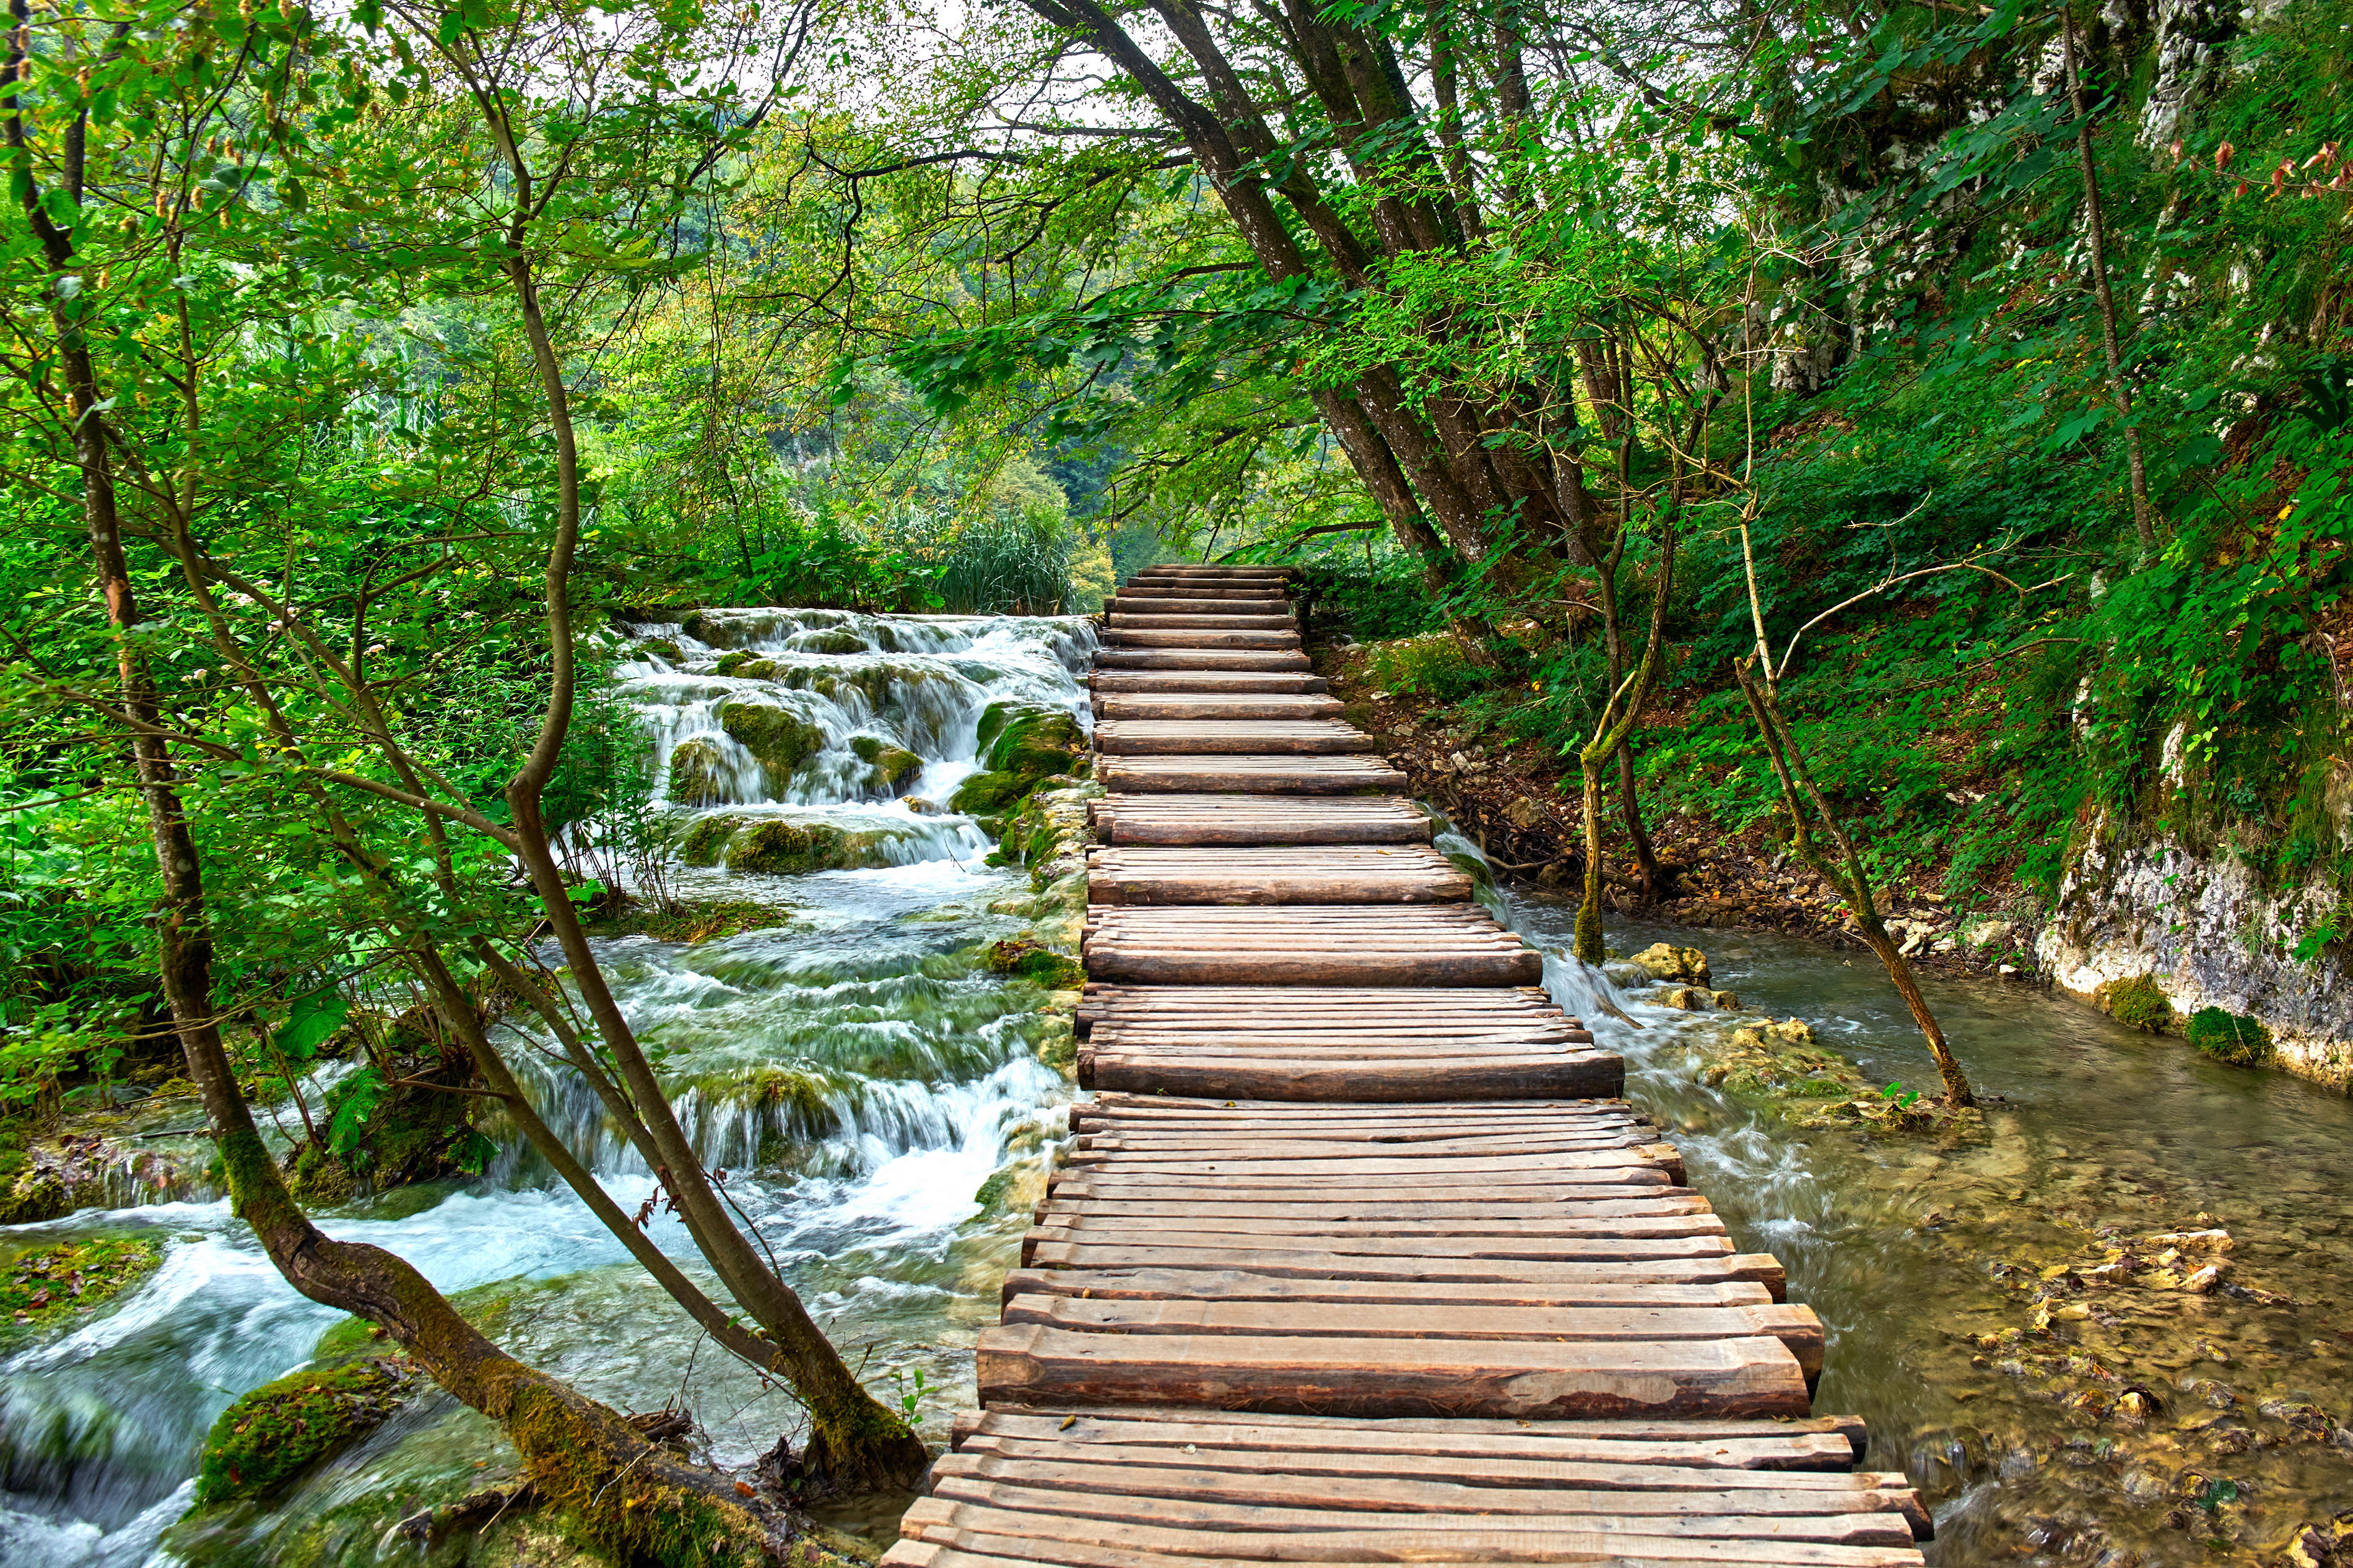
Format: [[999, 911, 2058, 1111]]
[[3, 613, 2349, 1566]]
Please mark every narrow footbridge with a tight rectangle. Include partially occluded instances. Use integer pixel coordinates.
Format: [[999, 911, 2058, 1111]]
[[881, 566, 1929, 1567]]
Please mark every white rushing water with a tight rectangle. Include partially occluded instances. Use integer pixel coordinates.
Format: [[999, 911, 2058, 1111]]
[[0, 612, 1095, 1567]]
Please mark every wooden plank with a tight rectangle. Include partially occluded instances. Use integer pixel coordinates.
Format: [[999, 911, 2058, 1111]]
[[1020, 1245, 1785, 1297], [975, 1323, 1811, 1419], [888, 1526, 1923, 1567], [996, 1270, 1775, 1314], [1094, 721, 1381, 756], [954, 1407, 1863, 1469], [1097, 755, 1406, 792], [1089, 672, 1329, 693], [958, 1406, 1873, 1463], [1093, 794, 1430, 846], [1087, 846, 1470, 906], [1095, 696, 1346, 721], [926, 1454, 1921, 1530], [1083, 1053, 1620, 1102], [1103, 629, 1305, 651], [996, 1297, 1821, 1378], [1095, 651, 1315, 672]]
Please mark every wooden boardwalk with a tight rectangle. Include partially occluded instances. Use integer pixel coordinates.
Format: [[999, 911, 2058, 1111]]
[[885, 566, 1929, 1567]]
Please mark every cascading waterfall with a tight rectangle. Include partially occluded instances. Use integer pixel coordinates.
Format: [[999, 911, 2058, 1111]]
[[0, 612, 1096, 1568]]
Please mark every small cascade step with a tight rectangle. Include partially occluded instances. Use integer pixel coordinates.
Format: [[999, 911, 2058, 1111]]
[[1090, 793, 1430, 845], [1095, 719, 1380, 756], [1086, 846, 1471, 905]]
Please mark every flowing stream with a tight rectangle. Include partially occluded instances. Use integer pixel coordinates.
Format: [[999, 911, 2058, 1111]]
[[0, 611, 1096, 1568], [6, 625, 2349, 1566], [1508, 898, 2353, 1567]]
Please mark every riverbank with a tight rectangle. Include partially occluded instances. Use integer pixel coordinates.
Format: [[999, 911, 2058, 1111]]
[[1527, 909, 2353, 1566], [1317, 638, 2348, 1096]]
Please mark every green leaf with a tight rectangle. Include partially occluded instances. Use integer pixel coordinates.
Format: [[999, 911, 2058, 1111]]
[[327, 1067, 388, 1154], [274, 990, 350, 1062]]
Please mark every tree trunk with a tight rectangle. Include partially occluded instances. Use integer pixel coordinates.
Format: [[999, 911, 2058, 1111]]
[[2061, 2, 2157, 553]]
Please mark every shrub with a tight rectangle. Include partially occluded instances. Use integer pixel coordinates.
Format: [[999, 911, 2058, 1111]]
[[2186, 1008, 2272, 1067], [1363, 633, 1494, 703]]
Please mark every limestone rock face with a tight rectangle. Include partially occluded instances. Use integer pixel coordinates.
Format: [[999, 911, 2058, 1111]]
[[2038, 823, 2353, 1089]]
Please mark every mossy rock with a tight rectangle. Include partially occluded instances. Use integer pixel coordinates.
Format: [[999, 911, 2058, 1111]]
[[638, 638, 682, 662], [985, 937, 1084, 988], [2186, 1007, 2271, 1067], [874, 747, 924, 794], [950, 769, 1032, 815], [727, 820, 846, 875], [193, 1358, 419, 1506], [718, 701, 825, 784], [850, 735, 886, 763], [734, 657, 785, 680], [679, 814, 746, 867], [666, 738, 728, 807], [0, 1163, 68, 1226], [2103, 974, 2175, 1033], [978, 704, 1086, 779], [1, 1234, 162, 1350], [713, 651, 755, 677], [796, 629, 869, 655]]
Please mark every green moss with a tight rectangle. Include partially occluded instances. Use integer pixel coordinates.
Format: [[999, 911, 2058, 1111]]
[[985, 937, 1084, 988], [667, 739, 728, 807], [981, 705, 1085, 778], [726, 820, 846, 875], [718, 701, 825, 784], [874, 747, 924, 794], [973, 1167, 1016, 1209], [713, 651, 755, 676], [0, 1160, 67, 1226], [798, 630, 868, 654], [679, 815, 744, 867], [735, 658, 784, 680], [640, 638, 683, 662], [193, 1358, 419, 1505], [1, 1235, 162, 1351], [848, 735, 884, 763], [2187, 1007, 2271, 1066], [949, 769, 1030, 815], [2105, 974, 2175, 1033]]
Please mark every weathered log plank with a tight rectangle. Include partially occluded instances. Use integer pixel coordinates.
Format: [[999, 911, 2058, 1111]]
[[1087, 846, 1470, 905], [1096, 754, 1407, 792], [975, 1322, 1811, 1420], [1094, 720, 1382, 756]]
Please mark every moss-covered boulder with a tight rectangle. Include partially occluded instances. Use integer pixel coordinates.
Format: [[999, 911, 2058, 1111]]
[[976, 703, 1085, 778], [727, 820, 849, 875], [713, 650, 755, 676], [2, 1235, 162, 1351], [734, 657, 785, 680], [718, 701, 825, 787], [848, 739, 923, 795], [193, 1358, 419, 1505], [0, 1160, 67, 1225], [679, 814, 746, 867], [666, 739, 728, 807], [2188, 1007, 2271, 1066], [637, 638, 682, 663], [794, 628, 869, 655], [950, 769, 1031, 815], [985, 937, 1084, 989]]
